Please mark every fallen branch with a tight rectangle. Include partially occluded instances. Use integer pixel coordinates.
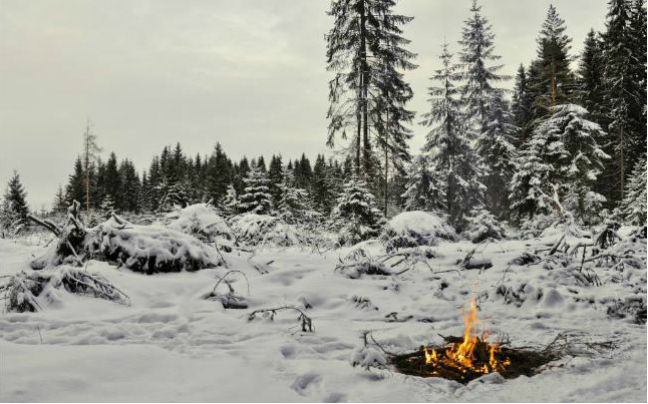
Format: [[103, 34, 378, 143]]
[[248, 306, 313, 332]]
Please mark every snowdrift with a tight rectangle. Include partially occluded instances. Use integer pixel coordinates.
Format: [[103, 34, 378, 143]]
[[229, 213, 302, 247], [382, 211, 456, 251]]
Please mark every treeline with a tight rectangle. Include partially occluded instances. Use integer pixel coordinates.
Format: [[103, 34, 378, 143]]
[[58, 142, 358, 217]]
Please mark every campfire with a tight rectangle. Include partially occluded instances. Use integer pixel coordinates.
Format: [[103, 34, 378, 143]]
[[391, 300, 556, 383]]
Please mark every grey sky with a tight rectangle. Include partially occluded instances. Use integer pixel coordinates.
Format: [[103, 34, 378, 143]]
[[0, 0, 608, 209]]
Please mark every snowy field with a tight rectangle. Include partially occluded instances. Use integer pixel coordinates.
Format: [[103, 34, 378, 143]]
[[1, 215, 646, 403]]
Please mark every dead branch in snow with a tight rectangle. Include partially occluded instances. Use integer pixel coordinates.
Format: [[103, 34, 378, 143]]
[[248, 306, 313, 332]]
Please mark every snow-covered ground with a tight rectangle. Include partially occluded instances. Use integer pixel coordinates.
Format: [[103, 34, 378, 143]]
[[1, 227, 646, 402]]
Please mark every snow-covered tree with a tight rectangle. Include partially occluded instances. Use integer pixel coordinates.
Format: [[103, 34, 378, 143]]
[[2, 171, 29, 222], [458, 0, 507, 133], [422, 42, 483, 231], [509, 136, 553, 222], [465, 208, 505, 243], [221, 185, 239, 217], [402, 154, 444, 212], [278, 167, 309, 225], [621, 155, 647, 225], [511, 64, 534, 145], [477, 95, 517, 218], [332, 178, 385, 245], [238, 164, 273, 214]]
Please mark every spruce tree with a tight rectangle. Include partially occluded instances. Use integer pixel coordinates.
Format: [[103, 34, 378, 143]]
[[268, 154, 284, 207], [509, 134, 553, 221], [311, 155, 334, 215], [2, 171, 29, 222], [53, 185, 67, 214], [238, 164, 273, 214], [332, 177, 385, 245], [81, 120, 101, 212], [278, 167, 309, 225], [326, 0, 415, 175], [458, 0, 507, 133], [402, 154, 444, 212], [528, 5, 575, 118], [206, 143, 232, 204], [621, 155, 647, 225], [421, 43, 482, 230], [577, 30, 606, 125], [119, 160, 141, 212], [511, 64, 534, 144], [66, 158, 85, 206], [221, 185, 239, 217]]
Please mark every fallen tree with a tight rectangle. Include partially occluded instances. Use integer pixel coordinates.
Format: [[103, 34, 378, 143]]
[[29, 201, 225, 273]]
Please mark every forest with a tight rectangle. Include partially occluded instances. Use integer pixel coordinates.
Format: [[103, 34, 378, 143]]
[[0, 0, 646, 402]]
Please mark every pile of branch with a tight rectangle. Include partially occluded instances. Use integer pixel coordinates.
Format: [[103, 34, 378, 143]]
[[0, 268, 130, 313], [202, 270, 249, 309], [247, 306, 313, 333], [335, 249, 433, 279]]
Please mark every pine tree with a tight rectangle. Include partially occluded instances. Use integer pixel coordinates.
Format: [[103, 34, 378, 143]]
[[528, 5, 575, 118], [81, 120, 101, 212], [476, 95, 518, 218], [326, 0, 415, 175], [238, 164, 273, 214], [621, 155, 647, 225], [2, 171, 29, 222], [511, 64, 534, 144], [332, 177, 385, 245], [268, 154, 284, 207], [103, 152, 122, 211], [119, 160, 141, 212], [402, 154, 444, 212], [458, 0, 508, 133], [603, 0, 646, 203], [66, 158, 85, 206], [221, 185, 239, 217], [421, 43, 482, 231], [278, 167, 309, 225], [52, 185, 67, 214]]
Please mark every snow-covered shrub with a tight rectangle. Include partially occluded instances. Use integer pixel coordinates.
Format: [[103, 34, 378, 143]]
[[238, 165, 273, 214], [382, 211, 455, 252], [0, 268, 130, 313], [229, 213, 299, 247], [165, 203, 235, 251], [332, 178, 385, 246], [465, 209, 505, 243]]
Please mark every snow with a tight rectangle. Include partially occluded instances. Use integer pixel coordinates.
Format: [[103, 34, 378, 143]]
[[1, 224, 646, 402]]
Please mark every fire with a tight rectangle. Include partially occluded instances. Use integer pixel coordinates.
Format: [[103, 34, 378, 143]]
[[422, 299, 510, 377]]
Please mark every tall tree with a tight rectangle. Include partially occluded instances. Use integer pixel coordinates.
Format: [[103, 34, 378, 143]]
[[421, 43, 482, 230], [82, 120, 101, 212], [528, 5, 575, 118], [458, 0, 508, 133], [238, 163, 273, 214], [326, 0, 415, 176], [66, 158, 85, 206], [511, 64, 534, 145]]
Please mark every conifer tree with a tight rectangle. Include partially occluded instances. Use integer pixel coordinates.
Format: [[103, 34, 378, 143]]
[[268, 155, 284, 207], [332, 177, 385, 245], [402, 154, 444, 212], [577, 30, 606, 124], [238, 164, 273, 214], [278, 167, 309, 225], [206, 143, 232, 205], [221, 185, 239, 217], [66, 158, 85, 206], [119, 160, 141, 212], [509, 134, 553, 221], [476, 95, 517, 218], [326, 0, 415, 175], [81, 120, 101, 212], [458, 0, 507, 133], [2, 171, 29, 222], [53, 185, 67, 214], [311, 155, 334, 215], [421, 43, 482, 230], [528, 5, 575, 118], [511, 64, 534, 144], [621, 155, 647, 225]]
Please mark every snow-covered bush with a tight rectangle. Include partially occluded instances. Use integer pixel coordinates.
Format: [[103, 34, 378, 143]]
[[465, 208, 506, 243], [229, 213, 299, 247], [0, 268, 130, 313], [238, 165, 273, 214], [165, 203, 235, 251], [382, 211, 455, 251], [332, 178, 385, 246]]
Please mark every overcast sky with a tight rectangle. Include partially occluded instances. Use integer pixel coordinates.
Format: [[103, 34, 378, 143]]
[[0, 0, 609, 208]]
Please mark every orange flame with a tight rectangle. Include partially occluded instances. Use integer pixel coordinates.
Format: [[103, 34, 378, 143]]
[[423, 299, 510, 375]]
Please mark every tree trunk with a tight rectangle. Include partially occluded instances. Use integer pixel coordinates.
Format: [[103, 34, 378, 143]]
[[359, 0, 369, 177]]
